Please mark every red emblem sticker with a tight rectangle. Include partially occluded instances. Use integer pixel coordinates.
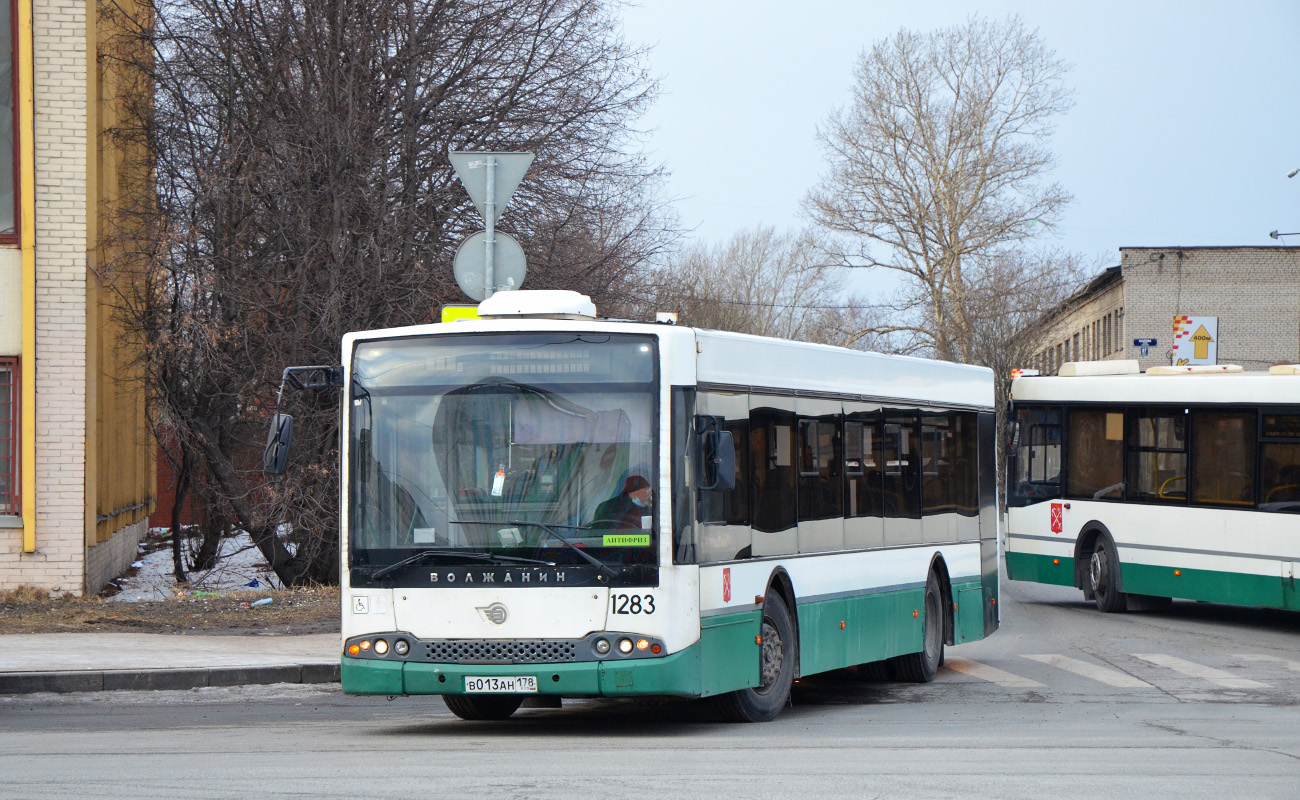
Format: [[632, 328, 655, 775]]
[[722, 567, 732, 603], [1050, 502, 1064, 534]]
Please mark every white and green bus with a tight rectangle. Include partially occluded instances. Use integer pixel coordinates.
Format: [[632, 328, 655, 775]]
[[281, 290, 999, 722], [1006, 360, 1300, 613]]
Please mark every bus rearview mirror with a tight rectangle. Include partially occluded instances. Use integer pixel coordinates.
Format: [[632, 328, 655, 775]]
[[699, 429, 736, 491], [263, 413, 294, 475]]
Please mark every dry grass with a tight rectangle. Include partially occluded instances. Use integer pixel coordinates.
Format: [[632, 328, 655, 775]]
[[0, 585, 341, 635]]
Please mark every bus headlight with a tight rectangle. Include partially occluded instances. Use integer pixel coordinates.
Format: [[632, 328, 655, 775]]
[[617, 638, 634, 654], [374, 639, 389, 655], [594, 638, 611, 655], [394, 639, 410, 656]]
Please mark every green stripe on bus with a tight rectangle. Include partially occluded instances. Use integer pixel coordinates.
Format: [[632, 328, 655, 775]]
[[1005, 551, 1076, 587], [1006, 551, 1300, 612], [1120, 562, 1299, 610]]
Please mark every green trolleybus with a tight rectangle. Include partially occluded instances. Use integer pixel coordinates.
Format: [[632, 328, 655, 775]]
[[293, 290, 999, 722], [1006, 359, 1300, 614]]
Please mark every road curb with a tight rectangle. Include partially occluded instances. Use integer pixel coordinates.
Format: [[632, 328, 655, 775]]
[[0, 662, 341, 695]]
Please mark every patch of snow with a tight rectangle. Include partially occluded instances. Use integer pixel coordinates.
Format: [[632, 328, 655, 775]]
[[107, 531, 285, 602]]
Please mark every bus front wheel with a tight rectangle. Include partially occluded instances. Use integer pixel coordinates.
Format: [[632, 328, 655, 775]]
[[714, 589, 796, 722], [443, 694, 523, 721], [1089, 536, 1128, 613]]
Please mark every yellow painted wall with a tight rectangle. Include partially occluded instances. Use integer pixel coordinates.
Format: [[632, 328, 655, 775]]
[[87, 0, 154, 545]]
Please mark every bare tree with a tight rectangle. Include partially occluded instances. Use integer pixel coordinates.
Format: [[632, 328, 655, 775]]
[[653, 226, 876, 346], [805, 15, 1075, 364], [99, 0, 677, 585]]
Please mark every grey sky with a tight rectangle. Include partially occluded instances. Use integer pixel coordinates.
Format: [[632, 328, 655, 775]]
[[619, 1, 1300, 280]]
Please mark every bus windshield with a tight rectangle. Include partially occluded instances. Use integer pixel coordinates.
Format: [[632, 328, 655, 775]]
[[348, 332, 658, 578]]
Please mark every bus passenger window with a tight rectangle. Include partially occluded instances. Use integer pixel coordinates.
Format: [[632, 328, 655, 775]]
[[1065, 409, 1123, 500], [1191, 411, 1256, 507], [1260, 414, 1300, 513], [1010, 406, 1061, 506], [1127, 409, 1188, 503]]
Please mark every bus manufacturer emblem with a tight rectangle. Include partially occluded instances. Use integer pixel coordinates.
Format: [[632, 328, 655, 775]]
[[723, 567, 731, 602], [478, 603, 509, 625], [1050, 503, 1064, 534]]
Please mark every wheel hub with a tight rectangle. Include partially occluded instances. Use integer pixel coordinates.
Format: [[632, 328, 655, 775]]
[[758, 620, 782, 690]]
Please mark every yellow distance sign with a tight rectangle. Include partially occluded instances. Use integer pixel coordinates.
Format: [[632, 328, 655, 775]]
[[441, 305, 479, 323]]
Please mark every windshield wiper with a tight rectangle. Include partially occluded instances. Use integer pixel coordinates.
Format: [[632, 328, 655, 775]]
[[369, 548, 556, 581], [452, 519, 617, 579]]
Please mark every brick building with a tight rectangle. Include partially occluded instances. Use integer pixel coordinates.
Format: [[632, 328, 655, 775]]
[[1023, 246, 1300, 375], [0, 0, 155, 594]]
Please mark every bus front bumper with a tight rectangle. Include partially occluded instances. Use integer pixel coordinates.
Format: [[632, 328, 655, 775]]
[[342, 646, 705, 698]]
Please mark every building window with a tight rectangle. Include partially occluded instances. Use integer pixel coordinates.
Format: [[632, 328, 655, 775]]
[[0, 0, 15, 238], [0, 357, 16, 514]]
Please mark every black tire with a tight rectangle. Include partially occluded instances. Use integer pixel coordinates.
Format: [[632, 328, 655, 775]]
[[714, 589, 796, 723], [443, 694, 524, 721], [892, 571, 944, 683], [855, 659, 893, 682], [1088, 536, 1128, 613]]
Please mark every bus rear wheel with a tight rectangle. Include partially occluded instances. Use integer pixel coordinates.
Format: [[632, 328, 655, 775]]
[[1089, 536, 1128, 613], [443, 694, 523, 721], [713, 589, 796, 723], [892, 571, 944, 683]]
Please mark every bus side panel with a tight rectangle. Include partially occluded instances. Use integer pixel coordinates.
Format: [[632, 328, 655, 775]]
[[1004, 550, 1077, 587], [978, 411, 1000, 636], [798, 590, 926, 676], [1119, 561, 1286, 609], [696, 610, 761, 697], [954, 584, 985, 643]]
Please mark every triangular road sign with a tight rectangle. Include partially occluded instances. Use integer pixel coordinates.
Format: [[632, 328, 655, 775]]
[[449, 151, 534, 225]]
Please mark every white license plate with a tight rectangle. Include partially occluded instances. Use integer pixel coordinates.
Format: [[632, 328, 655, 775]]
[[464, 676, 538, 693]]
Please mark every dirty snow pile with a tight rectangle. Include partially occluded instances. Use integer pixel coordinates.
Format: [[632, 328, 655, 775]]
[[106, 530, 285, 602]]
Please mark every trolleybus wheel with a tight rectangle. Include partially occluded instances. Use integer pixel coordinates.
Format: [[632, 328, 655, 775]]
[[1089, 536, 1128, 613], [713, 588, 796, 722], [443, 694, 524, 721], [892, 571, 944, 683]]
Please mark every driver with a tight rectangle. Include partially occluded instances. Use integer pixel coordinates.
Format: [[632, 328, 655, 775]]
[[591, 475, 653, 531]]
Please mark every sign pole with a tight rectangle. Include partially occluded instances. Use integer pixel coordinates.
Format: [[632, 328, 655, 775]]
[[484, 156, 497, 299]]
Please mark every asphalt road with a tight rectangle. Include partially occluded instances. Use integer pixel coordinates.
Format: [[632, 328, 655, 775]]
[[4, 576, 1300, 799]]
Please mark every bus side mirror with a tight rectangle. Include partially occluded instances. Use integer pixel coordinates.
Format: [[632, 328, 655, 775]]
[[1008, 420, 1021, 449], [699, 429, 736, 491], [263, 413, 294, 475]]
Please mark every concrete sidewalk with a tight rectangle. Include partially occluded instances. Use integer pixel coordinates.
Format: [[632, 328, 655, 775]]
[[0, 633, 340, 694]]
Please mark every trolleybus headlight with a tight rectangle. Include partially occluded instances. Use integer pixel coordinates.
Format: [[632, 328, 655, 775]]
[[594, 638, 611, 655], [617, 638, 634, 654], [359, 640, 371, 651], [347, 644, 360, 656], [374, 639, 389, 655], [394, 639, 409, 656], [636, 639, 649, 651]]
